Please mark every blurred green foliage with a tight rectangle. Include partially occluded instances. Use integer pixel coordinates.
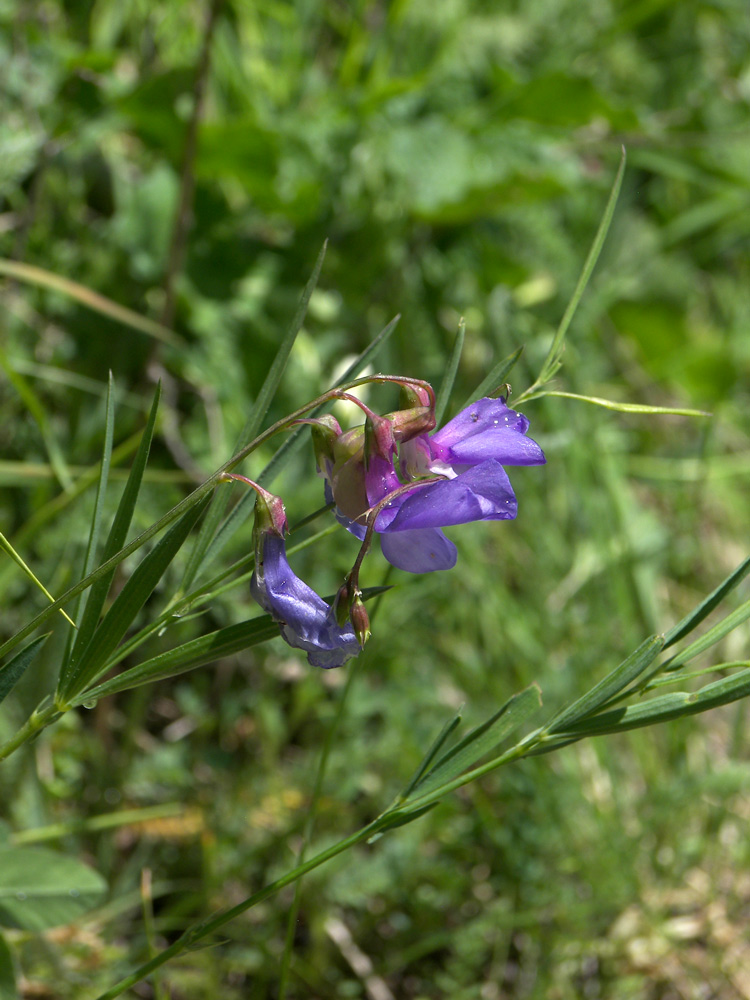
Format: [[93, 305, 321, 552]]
[[1, 0, 750, 996]]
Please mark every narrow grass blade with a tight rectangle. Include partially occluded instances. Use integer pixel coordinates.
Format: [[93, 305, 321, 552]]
[[180, 242, 328, 593], [60, 496, 211, 702], [398, 709, 463, 802], [0, 636, 49, 706], [0, 532, 76, 629], [76, 615, 280, 702], [664, 596, 750, 671], [407, 685, 541, 801], [0, 930, 16, 999], [547, 635, 664, 732], [434, 319, 465, 426], [663, 553, 750, 649], [459, 347, 523, 411], [62, 384, 161, 689], [528, 391, 710, 417], [519, 147, 626, 399], [0, 353, 72, 491], [0, 258, 182, 347], [71, 374, 116, 628], [559, 668, 750, 737]]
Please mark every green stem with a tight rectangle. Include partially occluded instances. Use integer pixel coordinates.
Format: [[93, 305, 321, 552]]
[[0, 702, 61, 762], [94, 814, 388, 1000]]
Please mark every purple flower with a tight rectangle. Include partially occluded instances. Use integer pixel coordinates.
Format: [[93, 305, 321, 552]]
[[374, 398, 545, 572], [250, 497, 361, 669]]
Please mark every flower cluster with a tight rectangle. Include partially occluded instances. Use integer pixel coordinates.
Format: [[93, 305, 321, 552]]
[[244, 377, 545, 668]]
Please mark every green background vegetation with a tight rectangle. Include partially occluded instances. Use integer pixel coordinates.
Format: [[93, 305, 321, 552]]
[[1, 0, 750, 996]]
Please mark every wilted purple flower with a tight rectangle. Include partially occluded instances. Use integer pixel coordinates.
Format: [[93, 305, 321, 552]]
[[250, 491, 361, 669]]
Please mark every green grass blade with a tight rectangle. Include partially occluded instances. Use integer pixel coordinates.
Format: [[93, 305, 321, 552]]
[[62, 384, 161, 686], [663, 554, 750, 649], [0, 258, 182, 347], [76, 615, 280, 702], [558, 668, 750, 737], [407, 685, 541, 801], [0, 635, 50, 706], [664, 596, 750, 671], [459, 347, 523, 411], [546, 635, 664, 732], [0, 930, 16, 998], [0, 532, 76, 629], [434, 318, 465, 426], [0, 352, 72, 491], [179, 242, 328, 594], [60, 374, 117, 678], [60, 496, 211, 703], [518, 146, 626, 399], [398, 709, 463, 803]]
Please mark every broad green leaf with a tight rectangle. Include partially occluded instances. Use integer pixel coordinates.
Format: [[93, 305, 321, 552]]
[[558, 668, 750, 737], [180, 242, 328, 593], [60, 496, 211, 702], [459, 346, 523, 410], [434, 319, 465, 426], [547, 635, 664, 732], [663, 554, 750, 649], [0, 932, 16, 1000], [76, 616, 280, 702], [408, 685, 541, 800], [0, 636, 49, 707], [0, 846, 106, 931], [665, 596, 750, 671], [61, 384, 162, 691], [398, 709, 463, 803]]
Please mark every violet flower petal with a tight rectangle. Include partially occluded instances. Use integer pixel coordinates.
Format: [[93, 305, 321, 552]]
[[379, 460, 517, 531], [251, 534, 360, 668], [380, 527, 457, 573]]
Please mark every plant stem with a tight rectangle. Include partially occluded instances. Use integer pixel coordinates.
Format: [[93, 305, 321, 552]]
[[0, 702, 61, 762]]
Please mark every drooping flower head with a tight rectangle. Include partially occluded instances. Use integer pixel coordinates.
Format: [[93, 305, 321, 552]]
[[250, 486, 361, 668]]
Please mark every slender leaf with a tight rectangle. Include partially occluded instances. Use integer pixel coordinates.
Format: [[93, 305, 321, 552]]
[[517, 147, 626, 401], [663, 553, 750, 649], [527, 391, 710, 417], [398, 709, 463, 802], [0, 533, 76, 629], [0, 354, 72, 491], [61, 384, 161, 690], [434, 319, 465, 426], [547, 635, 664, 732], [0, 636, 49, 707], [665, 596, 750, 671], [76, 616, 280, 702], [408, 685, 541, 800], [459, 347, 523, 411], [558, 668, 750, 737], [0, 932, 16, 1000], [67, 373, 116, 644], [60, 497, 210, 702], [0, 846, 106, 931], [0, 258, 181, 347], [180, 242, 328, 594]]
